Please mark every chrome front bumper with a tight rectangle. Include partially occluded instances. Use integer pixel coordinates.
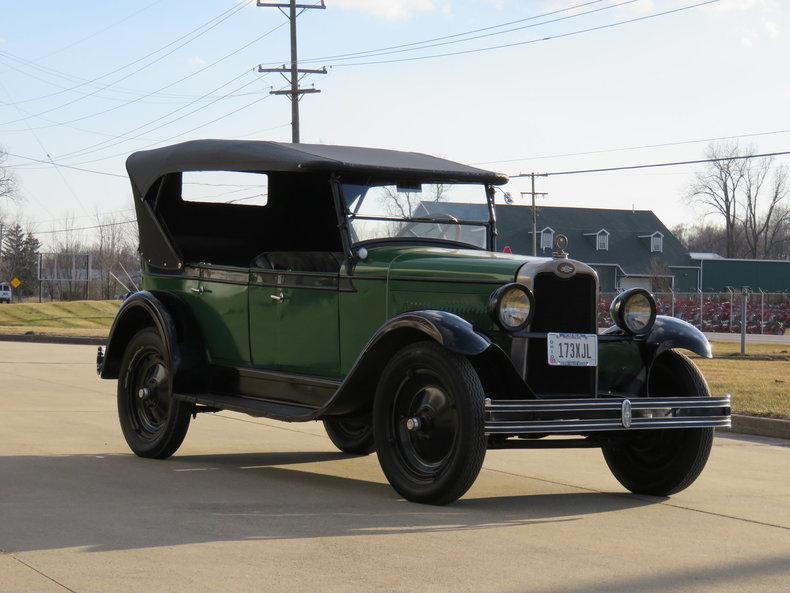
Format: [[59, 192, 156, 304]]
[[484, 395, 732, 435]]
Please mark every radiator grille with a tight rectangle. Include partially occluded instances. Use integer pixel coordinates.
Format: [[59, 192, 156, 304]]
[[527, 272, 597, 397]]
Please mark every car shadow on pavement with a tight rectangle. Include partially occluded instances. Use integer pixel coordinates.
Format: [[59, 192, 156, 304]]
[[0, 450, 656, 554]]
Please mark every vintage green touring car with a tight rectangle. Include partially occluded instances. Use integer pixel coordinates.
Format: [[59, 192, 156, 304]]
[[98, 140, 731, 505]]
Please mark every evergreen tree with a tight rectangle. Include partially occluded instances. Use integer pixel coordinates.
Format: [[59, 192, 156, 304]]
[[1, 223, 40, 297]]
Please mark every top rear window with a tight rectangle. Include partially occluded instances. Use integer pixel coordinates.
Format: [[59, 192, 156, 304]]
[[181, 171, 268, 207]]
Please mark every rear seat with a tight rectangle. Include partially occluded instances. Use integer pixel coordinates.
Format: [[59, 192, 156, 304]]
[[251, 252, 343, 273]]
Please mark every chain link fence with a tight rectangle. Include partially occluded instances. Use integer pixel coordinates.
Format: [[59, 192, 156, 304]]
[[598, 291, 790, 335]]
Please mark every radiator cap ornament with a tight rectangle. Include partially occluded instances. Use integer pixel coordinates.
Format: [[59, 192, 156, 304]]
[[553, 234, 569, 259]]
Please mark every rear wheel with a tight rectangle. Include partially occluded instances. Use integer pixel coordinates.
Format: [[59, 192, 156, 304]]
[[323, 416, 375, 455], [602, 350, 714, 496], [373, 341, 486, 505], [117, 328, 192, 459]]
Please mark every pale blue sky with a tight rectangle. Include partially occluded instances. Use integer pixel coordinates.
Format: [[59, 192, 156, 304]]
[[0, 0, 787, 243]]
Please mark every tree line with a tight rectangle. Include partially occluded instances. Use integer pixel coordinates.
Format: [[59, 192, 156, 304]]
[[674, 142, 789, 259], [1, 147, 140, 300]]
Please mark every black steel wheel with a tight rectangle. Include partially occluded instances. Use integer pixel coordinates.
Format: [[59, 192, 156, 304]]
[[117, 328, 191, 459], [602, 350, 714, 496], [374, 341, 486, 505], [323, 416, 375, 455]]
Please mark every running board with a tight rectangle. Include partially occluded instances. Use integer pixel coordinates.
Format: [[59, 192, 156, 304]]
[[484, 395, 731, 435], [174, 392, 317, 422]]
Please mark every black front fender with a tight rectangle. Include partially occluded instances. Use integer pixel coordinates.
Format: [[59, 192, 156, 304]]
[[646, 315, 712, 359], [599, 315, 712, 396], [319, 310, 493, 417], [376, 310, 492, 357]]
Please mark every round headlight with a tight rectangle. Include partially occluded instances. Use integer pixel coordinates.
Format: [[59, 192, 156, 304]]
[[489, 283, 535, 332], [610, 288, 656, 335]]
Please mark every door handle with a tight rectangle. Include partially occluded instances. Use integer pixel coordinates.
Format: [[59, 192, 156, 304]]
[[270, 290, 285, 302], [190, 286, 210, 295]]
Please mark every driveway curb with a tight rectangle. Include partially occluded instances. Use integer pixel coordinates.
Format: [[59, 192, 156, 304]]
[[720, 414, 790, 440], [0, 333, 106, 346]]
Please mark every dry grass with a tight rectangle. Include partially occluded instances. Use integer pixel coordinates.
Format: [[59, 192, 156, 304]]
[[692, 342, 790, 419], [0, 300, 119, 337]]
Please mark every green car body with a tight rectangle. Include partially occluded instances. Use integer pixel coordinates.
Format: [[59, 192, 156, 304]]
[[99, 140, 731, 505], [142, 245, 517, 378]]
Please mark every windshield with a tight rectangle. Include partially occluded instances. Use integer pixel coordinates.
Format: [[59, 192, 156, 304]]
[[341, 183, 491, 249]]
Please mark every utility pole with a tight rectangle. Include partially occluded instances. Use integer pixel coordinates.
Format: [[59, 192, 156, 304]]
[[257, 0, 326, 143], [521, 173, 548, 256]]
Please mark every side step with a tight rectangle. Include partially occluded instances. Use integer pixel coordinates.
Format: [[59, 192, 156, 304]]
[[174, 392, 317, 422], [485, 395, 732, 435]]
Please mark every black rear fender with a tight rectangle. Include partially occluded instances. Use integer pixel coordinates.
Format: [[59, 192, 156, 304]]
[[100, 291, 207, 391]]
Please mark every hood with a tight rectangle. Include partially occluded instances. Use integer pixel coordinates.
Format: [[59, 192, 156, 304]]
[[359, 245, 551, 283]]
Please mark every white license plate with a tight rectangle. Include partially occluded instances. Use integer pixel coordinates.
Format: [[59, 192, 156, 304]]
[[547, 332, 598, 367]]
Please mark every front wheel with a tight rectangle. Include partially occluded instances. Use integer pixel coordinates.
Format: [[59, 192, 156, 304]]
[[373, 341, 486, 505], [602, 350, 714, 496], [117, 328, 192, 459]]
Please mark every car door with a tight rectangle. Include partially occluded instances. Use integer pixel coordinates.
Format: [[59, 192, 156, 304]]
[[188, 264, 251, 365], [249, 253, 341, 378]]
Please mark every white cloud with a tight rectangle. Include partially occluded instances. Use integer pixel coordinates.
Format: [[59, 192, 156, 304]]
[[189, 56, 207, 66], [0, 37, 6, 45], [331, 0, 438, 21], [765, 20, 780, 38], [740, 36, 754, 46]]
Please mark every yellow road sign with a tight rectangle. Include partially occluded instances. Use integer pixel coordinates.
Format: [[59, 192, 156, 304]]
[[10, 277, 21, 289]]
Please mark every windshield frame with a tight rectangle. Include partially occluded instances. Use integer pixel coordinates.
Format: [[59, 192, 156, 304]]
[[331, 178, 498, 269]]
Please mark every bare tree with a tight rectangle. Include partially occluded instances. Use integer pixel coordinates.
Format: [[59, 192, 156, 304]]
[[741, 161, 789, 259], [687, 142, 748, 257], [0, 148, 18, 201]]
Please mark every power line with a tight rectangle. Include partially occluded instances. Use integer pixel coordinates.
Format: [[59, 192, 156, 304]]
[[474, 128, 790, 165], [0, 20, 287, 134], [0, 51, 270, 106], [514, 150, 790, 177], [54, 70, 262, 161], [327, 0, 719, 67], [4, 152, 128, 178], [302, 0, 639, 66], [261, 0, 609, 66], [35, 0, 168, 61], [34, 220, 136, 235], [0, 1, 253, 126], [25, 91, 278, 169]]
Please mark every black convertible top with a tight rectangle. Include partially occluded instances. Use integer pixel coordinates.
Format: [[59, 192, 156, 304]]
[[126, 139, 507, 198]]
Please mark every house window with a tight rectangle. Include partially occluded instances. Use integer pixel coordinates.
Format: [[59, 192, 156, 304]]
[[540, 227, 554, 250], [651, 233, 663, 253], [596, 232, 609, 251]]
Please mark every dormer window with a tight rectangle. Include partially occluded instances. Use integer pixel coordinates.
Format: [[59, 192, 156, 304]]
[[651, 232, 664, 253], [583, 229, 610, 251], [595, 229, 609, 251], [540, 227, 554, 250], [638, 231, 664, 253]]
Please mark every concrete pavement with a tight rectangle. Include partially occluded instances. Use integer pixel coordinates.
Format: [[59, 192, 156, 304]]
[[1, 342, 788, 593]]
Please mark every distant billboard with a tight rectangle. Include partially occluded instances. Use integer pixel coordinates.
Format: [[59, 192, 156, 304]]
[[38, 253, 91, 282]]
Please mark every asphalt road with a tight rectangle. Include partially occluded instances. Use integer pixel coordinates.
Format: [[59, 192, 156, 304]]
[[1, 342, 788, 593]]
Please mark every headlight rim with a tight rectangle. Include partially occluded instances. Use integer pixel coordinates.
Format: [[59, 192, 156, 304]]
[[489, 282, 535, 332], [610, 288, 657, 335]]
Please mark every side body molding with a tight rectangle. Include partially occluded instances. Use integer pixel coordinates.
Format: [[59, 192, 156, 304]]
[[318, 310, 493, 417]]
